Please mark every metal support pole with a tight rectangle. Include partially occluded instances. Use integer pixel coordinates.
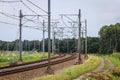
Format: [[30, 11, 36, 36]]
[[28, 42, 30, 51], [85, 19, 87, 54], [19, 10, 23, 63], [48, 0, 51, 69], [58, 39, 60, 53], [81, 31, 84, 53], [52, 26, 54, 54], [34, 41, 35, 50], [75, 37, 77, 52], [25, 41, 28, 51], [7, 42, 9, 51], [84, 19, 88, 59], [39, 40, 41, 51], [43, 20, 45, 58], [66, 36, 69, 53], [73, 24, 77, 52], [47, 0, 53, 73], [54, 32, 56, 53], [78, 9, 82, 64]]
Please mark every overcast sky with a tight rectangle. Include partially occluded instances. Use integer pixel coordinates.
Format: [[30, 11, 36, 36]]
[[0, 0, 120, 41]]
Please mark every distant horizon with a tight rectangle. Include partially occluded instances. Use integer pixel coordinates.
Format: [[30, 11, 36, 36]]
[[0, 36, 100, 42]]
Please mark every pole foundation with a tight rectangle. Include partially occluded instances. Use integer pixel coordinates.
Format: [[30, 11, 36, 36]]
[[78, 54, 83, 64], [46, 67, 54, 74], [18, 59, 23, 64], [84, 54, 89, 60]]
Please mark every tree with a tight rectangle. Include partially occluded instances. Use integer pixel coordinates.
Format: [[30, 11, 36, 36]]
[[87, 37, 99, 53], [99, 23, 120, 54]]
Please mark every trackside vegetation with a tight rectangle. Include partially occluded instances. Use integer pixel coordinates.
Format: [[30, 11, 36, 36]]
[[35, 55, 100, 80], [0, 51, 48, 67]]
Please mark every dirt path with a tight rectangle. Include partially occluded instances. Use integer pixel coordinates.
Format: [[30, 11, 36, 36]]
[[74, 58, 104, 80], [74, 57, 115, 80], [103, 58, 114, 73]]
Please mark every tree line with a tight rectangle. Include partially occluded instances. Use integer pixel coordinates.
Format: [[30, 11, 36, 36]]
[[0, 37, 99, 53]]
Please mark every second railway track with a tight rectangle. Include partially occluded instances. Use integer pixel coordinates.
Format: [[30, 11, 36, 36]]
[[0, 54, 77, 76]]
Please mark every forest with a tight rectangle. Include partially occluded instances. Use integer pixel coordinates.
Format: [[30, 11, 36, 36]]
[[0, 37, 99, 53]]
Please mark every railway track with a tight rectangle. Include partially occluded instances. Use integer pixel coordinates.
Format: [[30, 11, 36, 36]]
[[0, 54, 65, 69], [0, 54, 76, 76]]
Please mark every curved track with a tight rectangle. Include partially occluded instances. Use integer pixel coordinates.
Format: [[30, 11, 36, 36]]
[[0, 54, 76, 76]]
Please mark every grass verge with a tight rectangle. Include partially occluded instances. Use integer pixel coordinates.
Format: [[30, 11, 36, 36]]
[[100, 58, 109, 72], [35, 55, 100, 80], [109, 53, 120, 79], [0, 51, 48, 67]]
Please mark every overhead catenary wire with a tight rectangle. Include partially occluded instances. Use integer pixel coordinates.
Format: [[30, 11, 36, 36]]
[[0, 11, 18, 17], [23, 17, 44, 26], [0, 11, 48, 31], [22, 16, 36, 25], [0, 11, 19, 20], [0, 11, 43, 22], [59, 14, 79, 39], [0, 11, 46, 29], [26, 0, 48, 14], [0, 20, 18, 26], [0, 0, 48, 30], [0, 0, 20, 3], [0, 0, 81, 41], [0, 0, 47, 19], [20, 0, 48, 19], [64, 15, 76, 22], [61, 16, 70, 28], [20, 0, 38, 15], [24, 25, 43, 29], [0, 20, 43, 30]]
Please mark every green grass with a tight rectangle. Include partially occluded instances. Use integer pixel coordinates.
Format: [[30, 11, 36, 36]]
[[82, 53, 120, 80], [0, 51, 48, 67], [0, 62, 9, 67], [22, 52, 48, 63], [35, 55, 100, 80], [109, 53, 120, 67], [100, 58, 109, 72], [109, 53, 120, 79]]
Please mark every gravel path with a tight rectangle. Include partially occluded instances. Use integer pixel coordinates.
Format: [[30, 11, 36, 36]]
[[74, 58, 104, 80]]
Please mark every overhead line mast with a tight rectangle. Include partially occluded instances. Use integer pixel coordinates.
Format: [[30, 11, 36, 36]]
[[78, 9, 82, 64], [19, 9, 23, 63], [47, 0, 54, 74]]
